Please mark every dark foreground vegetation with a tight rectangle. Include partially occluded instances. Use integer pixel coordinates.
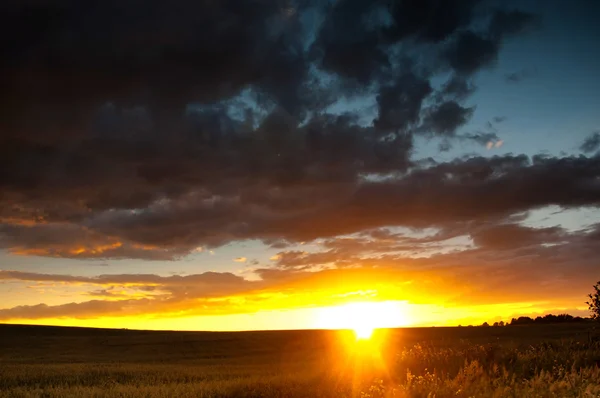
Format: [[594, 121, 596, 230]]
[[0, 323, 599, 397]]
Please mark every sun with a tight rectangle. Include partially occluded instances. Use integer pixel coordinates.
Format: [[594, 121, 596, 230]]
[[314, 300, 410, 339], [353, 324, 374, 340]]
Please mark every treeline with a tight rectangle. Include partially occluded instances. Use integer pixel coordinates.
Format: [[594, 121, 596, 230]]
[[507, 314, 591, 325], [460, 314, 593, 328]]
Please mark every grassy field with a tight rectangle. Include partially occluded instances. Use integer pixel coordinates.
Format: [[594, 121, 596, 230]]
[[0, 323, 599, 397]]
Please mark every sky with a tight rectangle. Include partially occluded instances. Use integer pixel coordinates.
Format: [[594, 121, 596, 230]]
[[1, 0, 599, 331]]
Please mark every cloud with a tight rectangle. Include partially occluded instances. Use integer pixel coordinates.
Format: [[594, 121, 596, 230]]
[[0, 300, 150, 320], [311, 1, 389, 85], [419, 101, 475, 137], [0, 270, 250, 288], [446, 31, 500, 75], [0, 223, 184, 260], [234, 257, 247, 263], [444, 9, 538, 76], [0, 270, 259, 309], [231, 154, 600, 243], [374, 73, 432, 133], [1, 153, 599, 259], [438, 75, 477, 102], [0, 0, 551, 262], [258, 222, 600, 305], [485, 139, 503, 149], [1, 221, 599, 320], [461, 132, 499, 148], [470, 224, 565, 250], [580, 132, 600, 153]]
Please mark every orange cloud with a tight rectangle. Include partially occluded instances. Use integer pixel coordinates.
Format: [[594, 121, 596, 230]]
[[0, 221, 597, 325]]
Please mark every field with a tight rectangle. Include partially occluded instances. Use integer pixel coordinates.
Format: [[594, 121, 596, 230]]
[[0, 323, 599, 397]]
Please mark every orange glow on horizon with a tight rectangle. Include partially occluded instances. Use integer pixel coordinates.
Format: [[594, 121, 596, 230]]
[[1, 297, 578, 332], [1, 260, 584, 333]]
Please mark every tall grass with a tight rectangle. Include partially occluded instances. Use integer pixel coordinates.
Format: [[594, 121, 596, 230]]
[[0, 324, 598, 397]]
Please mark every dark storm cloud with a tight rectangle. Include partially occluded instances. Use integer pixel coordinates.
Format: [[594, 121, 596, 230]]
[[244, 154, 600, 243], [438, 75, 477, 102], [0, 0, 308, 120], [311, 1, 537, 84], [419, 101, 475, 137], [444, 9, 538, 76], [446, 31, 500, 75], [374, 73, 432, 133], [385, 0, 480, 43], [310, 0, 390, 84], [0, 0, 548, 259], [580, 132, 600, 154], [146, 155, 599, 247], [3, 152, 599, 259]]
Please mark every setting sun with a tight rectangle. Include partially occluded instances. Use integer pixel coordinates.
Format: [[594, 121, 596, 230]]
[[354, 324, 374, 340], [314, 301, 410, 339]]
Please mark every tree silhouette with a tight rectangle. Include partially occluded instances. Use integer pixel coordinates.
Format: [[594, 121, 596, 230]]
[[587, 281, 600, 320], [510, 316, 534, 325]]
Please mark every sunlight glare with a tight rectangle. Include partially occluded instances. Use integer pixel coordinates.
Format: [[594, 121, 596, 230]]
[[354, 324, 374, 340], [314, 300, 409, 339]]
